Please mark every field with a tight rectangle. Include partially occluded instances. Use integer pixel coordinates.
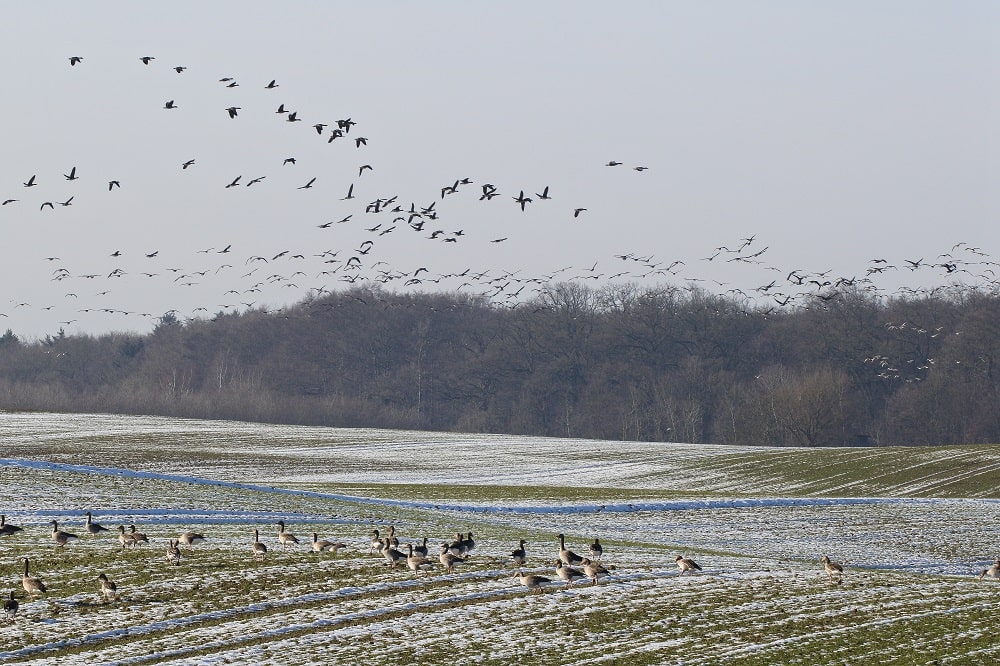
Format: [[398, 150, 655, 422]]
[[1, 412, 999, 665]]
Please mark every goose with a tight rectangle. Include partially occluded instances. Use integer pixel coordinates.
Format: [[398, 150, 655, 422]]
[[276, 521, 299, 548], [166, 539, 182, 565], [821, 555, 843, 582], [117, 525, 136, 550], [3, 591, 17, 622], [978, 559, 1000, 580], [554, 560, 587, 587], [51, 520, 79, 547], [0, 514, 23, 536], [178, 531, 205, 550], [514, 570, 550, 593], [21, 558, 46, 597], [406, 544, 431, 575], [311, 532, 347, 554], [369, 529, 383, 555], [675, 555, 702, 575], [557, 534, 584, 566], [382, 541, 407, 569], [97, 573, 117, 602], [252, 529, 268, 561], [581, 558, 610, 586], [589, 538, 603, 561], [129, 524, 149, 547], [385, 525, 399, 549], [85, 511, 110, 536], [412, 536, 429, 559], [510, 539, 527, 567], [461, 531, 476, 555], [439, 543, 466, 573]]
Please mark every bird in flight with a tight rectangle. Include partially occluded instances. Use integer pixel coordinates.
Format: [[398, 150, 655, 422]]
[[513, 190, 532, 211], [59, 197, 73, 207], [173, 66, 186, 73], [606, 161, 622, 167], [69, 56, 83, 66], [108, 180, 120, 191], [64, 166, 78, 181], [164, 100, 177, 109], [355, 137, 367, 147], [359, 165, 373, 176], [40, 202, 54, 210], [282, 157, 296, 165], [265, 79, 278, 89], [2, 199, 16, 205], [226, 106, 241, 119], [182, 159, 195, 169], [140, 56, 155, 65], [23, 175, 36, 187], [246, 176, 266, 186], [225, 176, 242, 188], [536, 186, 551, 200], [298, 177, 317, 190], [573, 208, 587, 218], [342, 183, 355, 200], [633, 166, 649, 171], [287, 111, 301, 122]]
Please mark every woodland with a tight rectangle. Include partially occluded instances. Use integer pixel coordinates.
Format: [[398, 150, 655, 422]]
[[0, 281, 997, 447]]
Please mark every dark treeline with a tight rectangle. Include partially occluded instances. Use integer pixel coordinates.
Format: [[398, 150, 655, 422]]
[[1, 281, 998, 446]]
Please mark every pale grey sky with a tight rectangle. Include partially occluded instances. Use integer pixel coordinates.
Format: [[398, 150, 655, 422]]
[[1, 1, 996, 339]]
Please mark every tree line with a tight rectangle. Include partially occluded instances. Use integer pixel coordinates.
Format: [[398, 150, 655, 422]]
[[0, 281, 997, 446]]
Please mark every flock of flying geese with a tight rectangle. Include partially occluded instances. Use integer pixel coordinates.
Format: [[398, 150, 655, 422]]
[[4, 510, 998, 623], [6, 54, 993, 335]]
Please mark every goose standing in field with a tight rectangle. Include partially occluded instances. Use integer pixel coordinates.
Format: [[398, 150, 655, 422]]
[[252, 529, 268, 561], [178, 531, 205, 550], [557, 533, 584, 566], [382, 540, 407, 569], [166, 539, 182, 565], [276, 520, 299, 548], [51, 520, 79, 547], [21, 558, 46, 597], [405, 544, 432, 575], [978, 559, 1000, 580], [85, 512, 110, 537], [0, 515, 23, 536], [589, 538, 603, 561], [369, 529, 383, 555], [412, 536, 429, 559], [822, 555, 844, 583], [118, 525, 136, 550], [554, 559, 588, 587], [514, 570, 550, 593], [461, 531, 476, 556], [444, 534, 466, 558], [97, 573, 117, 602], [129, 524, 149, 547], [439, 543, 466, 573], [3, 591, 17, 623], [676, 555, 702, 575], [311, 532, 346, 554], [511, 539, 528, 567], [582, 558, 611, 586]]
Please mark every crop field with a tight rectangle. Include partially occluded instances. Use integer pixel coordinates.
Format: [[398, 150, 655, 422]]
[[1, 412, 999, 664]]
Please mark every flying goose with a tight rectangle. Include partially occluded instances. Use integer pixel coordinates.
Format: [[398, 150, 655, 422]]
[[557, 534, 584, 565], [0, 515, 23, 536], [252, 529, 268, 561], [85, 511, 110, 536], [821, 555, 843, 582], [554, 560, 588, 587], [178, 531, 205, 550], [978, 559, 1000, 580], [514, 570, 550, 593], [675, 555, 702, 575], [276, 520, 299, 548], [3, 591, 17, 622], [510, 539, 527, 567], [581, 558, 610, 585], [166, 539, 182, 565], [21, 558, 46, 597], [51, 520, 79, 547], [311, 532, 347, 554], [97, 573, 117, 603]]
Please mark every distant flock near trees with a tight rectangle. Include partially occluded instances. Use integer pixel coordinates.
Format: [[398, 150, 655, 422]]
[[2, 511, 998, 623]]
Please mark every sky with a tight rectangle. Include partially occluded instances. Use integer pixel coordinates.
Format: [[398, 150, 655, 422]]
[[0, 1, 996, 340]]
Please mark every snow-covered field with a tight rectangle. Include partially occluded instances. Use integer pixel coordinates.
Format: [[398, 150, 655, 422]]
[[1, 412, 998, 664]]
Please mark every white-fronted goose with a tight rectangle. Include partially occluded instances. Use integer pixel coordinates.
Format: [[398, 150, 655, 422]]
[[412, 536, 429, 558], [406, 544, 431, 575], [276, 521, 299, 548], [51, 520, 79, 547], [383, 541, 407, 569], [676, 555, 702, 575], [557, 533, 584, 565], [117, 525, 136, 550], [21, 558, 46, 597], [311, 532, 347, 554], [514, 570, 550, 593], [253, 529, 268, 561], [822, 555, 844, 582], [581, 558, 610, 585], [554, 560, 587, 587], [0, 515, 23, 536], [511, 539, 527, 567], [3, 591, 17, 622], [85, 512, 110, 536], [97, 573, 117, 602], [129, 524, 149, 546], [178, 531, 205, 550], [439, 543, 466, 573]]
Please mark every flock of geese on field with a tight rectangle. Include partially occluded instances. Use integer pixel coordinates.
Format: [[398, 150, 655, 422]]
[[3, 511, 998, 624], [3, 55, 998, 333]]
